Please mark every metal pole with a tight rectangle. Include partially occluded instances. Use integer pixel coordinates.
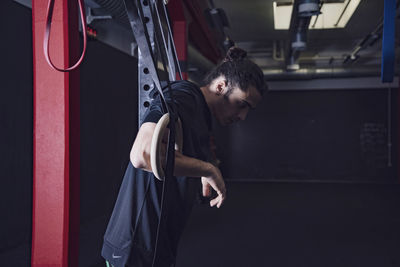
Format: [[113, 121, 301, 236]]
[[32, 0, 80, 266]]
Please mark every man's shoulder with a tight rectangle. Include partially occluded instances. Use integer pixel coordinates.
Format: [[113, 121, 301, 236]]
[[161, 81, 204, 107], [171, 80, 201, 95], [157, 80, 200, 98]]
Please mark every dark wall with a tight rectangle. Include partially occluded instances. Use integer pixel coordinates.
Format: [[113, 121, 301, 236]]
[[2, 2, 400, 267], [0, 1, 33, 266], [217, 89, 398, 183], [79, 38, 139, 266]]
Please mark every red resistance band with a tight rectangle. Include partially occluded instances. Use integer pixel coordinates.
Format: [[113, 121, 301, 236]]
[[44, 0, 87, 72]]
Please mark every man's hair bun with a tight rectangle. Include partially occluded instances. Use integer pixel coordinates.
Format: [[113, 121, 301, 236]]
[[224, 47, 247, 62]]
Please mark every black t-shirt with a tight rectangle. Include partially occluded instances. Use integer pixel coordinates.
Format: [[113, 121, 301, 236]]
[[102, 81, 212, 267]]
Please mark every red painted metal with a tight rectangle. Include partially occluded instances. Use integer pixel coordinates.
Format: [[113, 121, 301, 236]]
[[169, 0, 222, 78], [168, 0, 188, 80], [183, 0, 222, 63], [32, 0, 80, 266], [175, 21, 188, 80]]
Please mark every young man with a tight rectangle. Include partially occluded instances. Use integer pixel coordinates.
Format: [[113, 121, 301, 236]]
[[102, 47, 267, 267]]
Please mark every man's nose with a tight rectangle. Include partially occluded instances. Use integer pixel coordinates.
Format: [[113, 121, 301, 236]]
[[238, 108, 249, 121]]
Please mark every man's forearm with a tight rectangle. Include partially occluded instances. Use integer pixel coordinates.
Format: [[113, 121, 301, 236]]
[[172, 151, 213, 178], [130, 122, 214, 178], [134, 142, 213, 178]]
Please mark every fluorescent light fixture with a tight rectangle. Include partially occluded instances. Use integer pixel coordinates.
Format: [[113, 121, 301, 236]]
[[273, 2, 293, 29], [273, 0, 361, 30]]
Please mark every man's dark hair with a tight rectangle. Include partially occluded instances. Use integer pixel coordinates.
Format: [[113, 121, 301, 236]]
[[203, 47, 268, 95]]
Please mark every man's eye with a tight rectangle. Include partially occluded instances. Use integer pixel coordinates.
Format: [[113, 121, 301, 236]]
[[239, 101, 247, 108]]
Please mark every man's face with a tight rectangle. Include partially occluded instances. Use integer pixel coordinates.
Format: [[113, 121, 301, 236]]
[[215, 84, 262, 126]]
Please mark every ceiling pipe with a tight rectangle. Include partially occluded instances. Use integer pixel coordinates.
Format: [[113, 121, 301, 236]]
[[285, 0, 321, 70], [262, 66, 399, 81], [187, 44, 216, 84], [274, 40, 367, 62], [188, 44, 215, 71], [344, 1, 400, 64]]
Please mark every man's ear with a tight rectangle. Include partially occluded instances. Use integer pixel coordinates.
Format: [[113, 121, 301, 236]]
[[216, 80, 227, 96]]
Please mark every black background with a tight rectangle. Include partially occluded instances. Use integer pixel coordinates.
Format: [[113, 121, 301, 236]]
[[1, 1, 400, 266]]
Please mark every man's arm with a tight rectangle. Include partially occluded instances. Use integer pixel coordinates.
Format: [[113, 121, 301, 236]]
[[130, 122, 209, 175], [130, 122, 226, 208]]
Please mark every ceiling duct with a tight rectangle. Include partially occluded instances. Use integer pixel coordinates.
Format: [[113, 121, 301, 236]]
[[285, 0, 321, 70], [204, 0, 235, 53], [298, 0, 321, 17], [291, 31, 307, 51], [286, 55, 300, 71]]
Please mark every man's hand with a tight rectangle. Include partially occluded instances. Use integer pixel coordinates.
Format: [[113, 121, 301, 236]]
[[201, 165, 226, 208], [131, 123, 226, 207]]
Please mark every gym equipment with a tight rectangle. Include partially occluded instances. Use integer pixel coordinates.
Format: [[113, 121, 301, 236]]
[[151, 114, 183, 180], [381, 0, 396, 83], [123, 0, 183, 266]]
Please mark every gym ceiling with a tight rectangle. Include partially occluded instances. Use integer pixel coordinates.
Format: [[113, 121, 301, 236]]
[[15, 0, 400, 80]]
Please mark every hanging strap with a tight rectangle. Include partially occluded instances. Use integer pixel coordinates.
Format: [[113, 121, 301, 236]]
[[123, 0, 169, 113], [162, 2, 183, 80], [44, 0, 88, 72], [123, 0, 179, 266], [151, 1, 176, 81], [139, 1, 180, 266]]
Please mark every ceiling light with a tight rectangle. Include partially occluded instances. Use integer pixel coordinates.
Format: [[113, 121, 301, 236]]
[[273, 0, 361, 30]]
